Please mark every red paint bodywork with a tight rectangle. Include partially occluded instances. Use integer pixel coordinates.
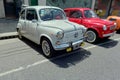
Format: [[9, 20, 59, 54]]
[[64, 8, 116, 38]]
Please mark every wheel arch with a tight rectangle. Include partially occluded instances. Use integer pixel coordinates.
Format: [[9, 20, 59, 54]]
[[39, 34, 53, 46], [16, 23, 22, 32], [87, 28, 99, 37], [40, 35, 55, 58], [86, 28, 99, 43]]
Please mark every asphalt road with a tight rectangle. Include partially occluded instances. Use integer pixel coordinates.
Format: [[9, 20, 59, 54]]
[[0, 33, 120, 80], [0, 19, 17, 33]]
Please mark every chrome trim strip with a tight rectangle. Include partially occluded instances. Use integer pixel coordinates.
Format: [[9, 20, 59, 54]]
[[54, 39, 84, 50], [103, 31, 116, 37]]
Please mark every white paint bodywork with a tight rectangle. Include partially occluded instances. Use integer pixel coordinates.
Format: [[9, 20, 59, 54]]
[[17, 6, 86, 50]]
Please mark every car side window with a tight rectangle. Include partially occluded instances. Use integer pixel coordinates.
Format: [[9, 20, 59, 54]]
[[26, 9, 38, 21], [20, 10, 25, 19], [69, 10, 82, 18]]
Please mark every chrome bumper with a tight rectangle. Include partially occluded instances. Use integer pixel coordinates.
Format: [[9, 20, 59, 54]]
[[54, 39, 84, 50], [103, 31, 116, 37]]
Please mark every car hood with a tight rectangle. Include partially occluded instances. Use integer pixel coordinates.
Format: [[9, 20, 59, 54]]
[[107, 16, 120, 20], [84, 18, 113, 26], [40, 20, 83, 32]]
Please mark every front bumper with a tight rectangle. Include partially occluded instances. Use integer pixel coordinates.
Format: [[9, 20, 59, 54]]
[[54, 39, 84, 50], [103, 31, 116, 37]]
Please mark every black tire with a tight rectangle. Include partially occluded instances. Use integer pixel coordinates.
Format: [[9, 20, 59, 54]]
[[104, 36, 110, 40], [41, 38, 55, 58], [17, 29, 22, 39], [85, 30, 98, 43], [117, 29, 120, 33]]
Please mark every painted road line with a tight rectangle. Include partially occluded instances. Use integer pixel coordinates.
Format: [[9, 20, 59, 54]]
[[26, 59, 49, 68], [0, 67, 24, 77], [0, 37, 120, 77], [85, 37, 120, 50]]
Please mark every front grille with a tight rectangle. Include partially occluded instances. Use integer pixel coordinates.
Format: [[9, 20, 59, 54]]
[[63, 30, 83, 43], [110, 25, 115, 30], [109, 18, 116, 21]]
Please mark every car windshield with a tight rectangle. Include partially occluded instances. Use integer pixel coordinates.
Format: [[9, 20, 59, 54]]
[[39, 8, 66, 21], [84, 10, 98, 18]]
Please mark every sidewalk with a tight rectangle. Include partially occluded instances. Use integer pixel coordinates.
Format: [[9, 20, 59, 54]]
[[0, 18, 18, 40]]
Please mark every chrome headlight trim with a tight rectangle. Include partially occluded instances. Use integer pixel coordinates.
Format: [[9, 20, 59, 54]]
[[114, 22, 117, 29], [56, 31, 64, 39], [103, 25, 107, 30], [82, 28, 87, 34]]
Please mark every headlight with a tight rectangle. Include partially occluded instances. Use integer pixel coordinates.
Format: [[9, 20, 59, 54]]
[[82, 28, 87, 33], [114, 22, 117, 28], [103, 25, 107, 30], [56, 31, 64, 39]]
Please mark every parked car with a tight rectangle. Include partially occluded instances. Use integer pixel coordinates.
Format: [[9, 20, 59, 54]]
[[107, 16, 120, 32], [64, 8, 116, 43], [17, 6, 86, 58]]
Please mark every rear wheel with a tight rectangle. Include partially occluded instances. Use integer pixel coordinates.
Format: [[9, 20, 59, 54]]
[[41, 38, 55, 58], [85, 30, 98, 43]]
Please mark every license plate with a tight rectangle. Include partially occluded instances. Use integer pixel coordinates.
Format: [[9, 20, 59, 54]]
[[110, 26, 115, 30], [73, 44, 80, 50], [80, 42, 85, 46], [66, 47, 72, 52]]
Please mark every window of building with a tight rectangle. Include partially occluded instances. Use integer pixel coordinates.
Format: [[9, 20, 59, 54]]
[[29, 0, 38, 6]]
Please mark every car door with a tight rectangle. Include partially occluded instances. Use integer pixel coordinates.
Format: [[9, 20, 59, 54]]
[[26, 9, 38, 42], [69, 10, 83, 24], [19, 9, 27, 36]]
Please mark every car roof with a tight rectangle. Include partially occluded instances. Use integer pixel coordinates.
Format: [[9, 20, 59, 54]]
[[64, 7, 91, 11], [24, 6, 62, 10]]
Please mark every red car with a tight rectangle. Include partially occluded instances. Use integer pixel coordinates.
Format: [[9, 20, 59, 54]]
[[64, 8, 116, 43]]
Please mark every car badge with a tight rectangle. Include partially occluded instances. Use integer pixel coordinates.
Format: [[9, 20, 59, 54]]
[[74, 32, 78, 38]]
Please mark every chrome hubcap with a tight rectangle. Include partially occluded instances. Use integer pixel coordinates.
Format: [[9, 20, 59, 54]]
[[42, 40, 50, 56], [86, 31, 96, 43]]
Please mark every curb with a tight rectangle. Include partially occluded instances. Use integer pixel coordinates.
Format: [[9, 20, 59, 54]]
[[0, 32, 18, 40]]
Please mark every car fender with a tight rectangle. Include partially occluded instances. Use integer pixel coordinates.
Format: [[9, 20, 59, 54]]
[[16, 23, 22, 31], [87, 25, 102, 38], [39, 34, 53, 46]]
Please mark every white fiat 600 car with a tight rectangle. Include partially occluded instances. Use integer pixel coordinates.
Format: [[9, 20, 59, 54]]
[[17, 6, 86, 57]]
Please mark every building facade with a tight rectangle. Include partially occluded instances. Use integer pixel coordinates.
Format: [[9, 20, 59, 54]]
[[95, 0, 120, 18], [0, 0, 5, 18], [46, 0, 93, 9], [0, 0, 22, 18], [0, 0, 94, 19]]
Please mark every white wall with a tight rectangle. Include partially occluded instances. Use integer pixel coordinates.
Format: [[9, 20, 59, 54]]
[[23, 0, 29, 5], [23, 0, 46, 6], [46, 0, 93, 9], [91, 0, 96, 10], [38, 0, 46, 6], [0, 0, 5, 18]]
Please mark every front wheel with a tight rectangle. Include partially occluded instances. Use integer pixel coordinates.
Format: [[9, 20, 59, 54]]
[[41, 38, 55, 58], [117, 29, 120, 33], [85, 30, 98, 43]]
